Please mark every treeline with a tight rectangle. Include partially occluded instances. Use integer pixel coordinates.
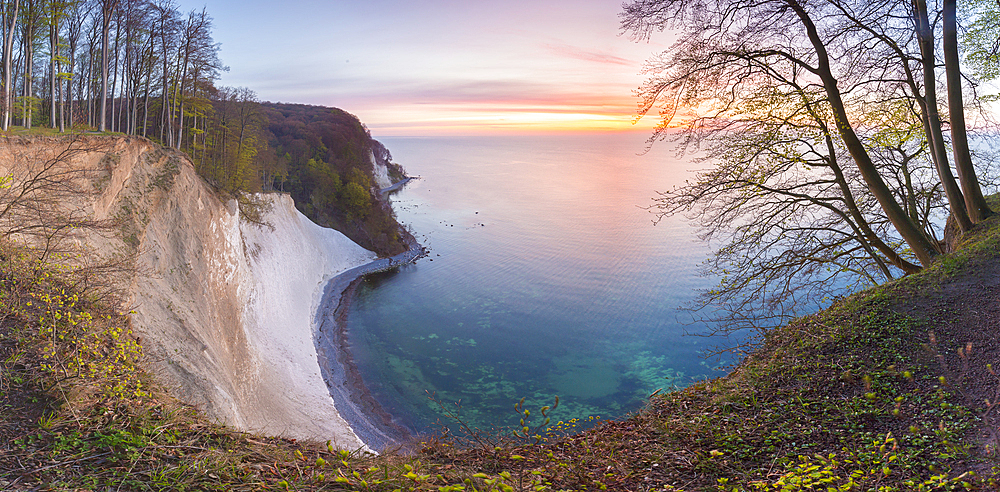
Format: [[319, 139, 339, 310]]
[[0, 0, 254, 193], [0, 0, 268, 198], [0, 0, 221, 141], [0, 0, 407, 256]]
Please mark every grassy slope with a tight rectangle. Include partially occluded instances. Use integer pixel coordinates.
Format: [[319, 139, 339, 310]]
[[2, 204, 1000, 490]]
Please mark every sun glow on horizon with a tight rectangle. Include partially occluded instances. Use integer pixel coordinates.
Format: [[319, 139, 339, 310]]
[[171, 0, 675, 138], [354, 102, 660, 137]]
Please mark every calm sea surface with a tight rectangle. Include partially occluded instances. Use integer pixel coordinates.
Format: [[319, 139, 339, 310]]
[[343, 133, 732, 435]]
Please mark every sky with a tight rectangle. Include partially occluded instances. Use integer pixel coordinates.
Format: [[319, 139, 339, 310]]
[[173, 0, 671, 136]]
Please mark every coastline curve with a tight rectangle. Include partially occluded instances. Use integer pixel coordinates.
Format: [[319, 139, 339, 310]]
[[315, 179, 426, 451]]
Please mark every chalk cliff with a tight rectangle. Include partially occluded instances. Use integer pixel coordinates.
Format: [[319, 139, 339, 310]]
[[0, 135, 378, 450], [371, 150, 393, 190]]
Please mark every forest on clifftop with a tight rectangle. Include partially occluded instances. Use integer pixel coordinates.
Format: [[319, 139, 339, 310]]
[[0, 1, 408, 256], [257, 102, 409, 257]]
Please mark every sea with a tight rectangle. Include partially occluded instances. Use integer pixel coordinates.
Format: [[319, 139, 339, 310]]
[[337, 132, 737, 438]]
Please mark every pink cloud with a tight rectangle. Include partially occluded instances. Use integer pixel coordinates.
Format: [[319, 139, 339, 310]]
[[544, 43, 635, 66]]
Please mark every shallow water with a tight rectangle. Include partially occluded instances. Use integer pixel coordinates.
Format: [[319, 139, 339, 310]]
[[342, 132, 733, 435]]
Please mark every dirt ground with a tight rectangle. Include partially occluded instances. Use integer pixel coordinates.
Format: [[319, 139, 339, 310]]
[[891, 245, 1000, 463]]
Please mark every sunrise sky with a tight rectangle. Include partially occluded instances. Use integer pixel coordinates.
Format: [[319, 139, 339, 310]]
[[173, 0, 670, 136]]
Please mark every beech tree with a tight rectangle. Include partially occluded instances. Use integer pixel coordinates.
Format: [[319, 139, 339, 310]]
[[622, 0, 997, 337], [0, 0, 274, 207], [20, 0, 40, 128], [97, 0, 117, 131], [943, 0, 993, 222], [1, 0, 19, 130], [0, 0, 219, 141], [174, 8, 215, 149], [46, 0, 71, 132], [826, 0, 995, 227], [63, 2, 84, 130], [151, 0, 174, 144], [913, 0, 973, 232], [199, 86, 264, 193]]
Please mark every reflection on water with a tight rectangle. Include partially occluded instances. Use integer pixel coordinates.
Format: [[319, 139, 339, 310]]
[[343, 133, 732, 435]]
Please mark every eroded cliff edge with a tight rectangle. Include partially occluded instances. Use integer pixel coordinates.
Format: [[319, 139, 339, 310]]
[[1, 134, 380, 450]]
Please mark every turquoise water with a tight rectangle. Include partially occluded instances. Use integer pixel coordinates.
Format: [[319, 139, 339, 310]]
[[344, 133, 732, 436]]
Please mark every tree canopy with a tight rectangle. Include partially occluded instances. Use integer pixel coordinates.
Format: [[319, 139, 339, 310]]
[[259, 102, 409, 256], [622, 0, 999, 343]]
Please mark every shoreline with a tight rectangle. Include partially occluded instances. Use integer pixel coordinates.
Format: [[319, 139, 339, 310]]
[[379, 176, 417, 196], [314, 179, 425, 451]]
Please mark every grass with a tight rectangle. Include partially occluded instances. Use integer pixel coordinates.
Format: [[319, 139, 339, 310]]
[[3, 208, 1000, 489]]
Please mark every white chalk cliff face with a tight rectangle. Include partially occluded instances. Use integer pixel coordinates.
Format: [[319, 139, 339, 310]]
[[371, 150, 393, 190], [2, 135, 376, 450]]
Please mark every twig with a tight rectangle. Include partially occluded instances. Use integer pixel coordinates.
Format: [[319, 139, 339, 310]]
[[25, 451, 111, 474], [150, 444, 216, 452], [245, 438, 274, 447]]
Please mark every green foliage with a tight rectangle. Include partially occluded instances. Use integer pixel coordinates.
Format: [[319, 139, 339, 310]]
[[195, 87, 266, 196], [961, 0, 1000, 84], [1, 232, 998, 490], [181, 97, 408, 255], [513, 396, 559, 445], [0, 245, 145, 401], [741, 434, 977, 491], [341, 182, 370, 220], [260, 102, 408, 256], [235, 191, 274, 228]]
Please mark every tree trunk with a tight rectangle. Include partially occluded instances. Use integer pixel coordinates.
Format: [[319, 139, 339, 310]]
[[159, 13, 170, 146], [943, 0, 993, 222], [100, 12, 109, 131], [175, 75, 185, 150], [826, 137, 921, 275], [57, 53, 63, 132], [142, 46, 150, 137], [22, 3, 33, 129], [2, 0, 20, 131], [914, 0, 973, 234], [85, 28, 94, 127], [175, 24, 192, 150], [99, 1, 118, 132], [109, 10, 121, 132], [23, 37, 31, 128], [789, 0, 939, 267], [65, 8, 79, 129], [141, 27, 153, 137], [49, 10, 56, 129]]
